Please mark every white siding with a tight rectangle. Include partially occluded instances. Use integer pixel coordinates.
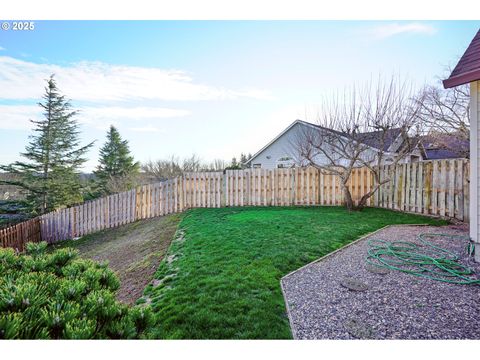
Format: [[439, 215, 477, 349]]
[[248, 122, 329, 169], [248, 121, 390, 169], [471, 81, 480, 261]]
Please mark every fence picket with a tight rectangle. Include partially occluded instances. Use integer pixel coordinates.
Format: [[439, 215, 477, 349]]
[[439, 160, 447, 217], [448, 160, 455, 218]]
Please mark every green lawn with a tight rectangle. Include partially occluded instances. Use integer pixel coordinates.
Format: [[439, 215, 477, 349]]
[[142, 206, 447, 339]]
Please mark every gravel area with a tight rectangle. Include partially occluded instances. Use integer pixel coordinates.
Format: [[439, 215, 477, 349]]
[[281, 224, 480, 339]]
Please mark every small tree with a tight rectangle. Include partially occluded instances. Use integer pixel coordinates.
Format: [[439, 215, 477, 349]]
[[94, 126, 139, 195], [0, 75, 93, 214], [294, 77, 423, 211]]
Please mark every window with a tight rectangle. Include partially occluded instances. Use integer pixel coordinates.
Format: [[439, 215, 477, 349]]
[[252, 163, 261, 169], [276, 156, 294, 169]]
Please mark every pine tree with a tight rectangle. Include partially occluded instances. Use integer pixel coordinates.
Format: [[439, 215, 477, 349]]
[[0, 75, 93, 214], [94, 125, 139, 194]]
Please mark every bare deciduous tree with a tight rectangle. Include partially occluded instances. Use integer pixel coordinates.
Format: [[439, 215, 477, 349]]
[[416, 81, 470, 158], [293, 77, 424, 211], [141, 155, 229, 183], [141, 156, 183, 182], [103, 173, 141, 194]]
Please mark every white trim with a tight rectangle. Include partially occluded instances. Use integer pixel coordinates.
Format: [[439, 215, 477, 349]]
[[470, 81, 479, 261]]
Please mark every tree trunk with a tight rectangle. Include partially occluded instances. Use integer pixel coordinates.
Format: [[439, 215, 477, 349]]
[[355, 177, 390, 211], [42, 101, 52, 215], [355, 193, 370, 210], [341, 181, 354, 211]]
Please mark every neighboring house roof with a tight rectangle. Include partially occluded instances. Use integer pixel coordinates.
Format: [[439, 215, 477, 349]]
[[419, 133, 469, 160], [244, 120, 402, 165], [355, 128, 403, 152], [423, 148, 462, 160], [443, 29, 480, 88]]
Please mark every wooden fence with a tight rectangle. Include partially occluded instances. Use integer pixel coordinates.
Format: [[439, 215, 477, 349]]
[[0, 218, 41, 252], [0, 159, 470, 251], [375, 159, 469, 220]]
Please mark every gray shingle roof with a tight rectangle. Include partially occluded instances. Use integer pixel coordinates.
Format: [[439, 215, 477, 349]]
[[304, 121, 402, 151], [420, 133, 469, 159], [355, 128, 403, 152]]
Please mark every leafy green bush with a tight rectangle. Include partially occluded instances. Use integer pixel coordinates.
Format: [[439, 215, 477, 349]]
[[0, 242, 153, 339]]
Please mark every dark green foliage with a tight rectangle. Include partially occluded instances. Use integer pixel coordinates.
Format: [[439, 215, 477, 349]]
[[225, 156, 242, 170], [94, 126, 139, 195], [240, 153, 251, 166], [0, 75, 93, 215], [225, 153, 251, 170], [0, 200, 30, 229], [0, 242, 153, 339], [144, 206, 446, 339]]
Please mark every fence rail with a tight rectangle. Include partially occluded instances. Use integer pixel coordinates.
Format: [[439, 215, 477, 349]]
[[0, 159, 470, 251]]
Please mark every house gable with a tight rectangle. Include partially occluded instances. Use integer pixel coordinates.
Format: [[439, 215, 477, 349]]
[[245, 120, 406, 169], [245, 120, 312, 169]]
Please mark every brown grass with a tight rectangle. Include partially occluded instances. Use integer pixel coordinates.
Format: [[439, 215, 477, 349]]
[[53, 214, 182, 304]]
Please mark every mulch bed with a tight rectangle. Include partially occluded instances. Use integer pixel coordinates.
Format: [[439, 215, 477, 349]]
[[281, 224, 480, 339]]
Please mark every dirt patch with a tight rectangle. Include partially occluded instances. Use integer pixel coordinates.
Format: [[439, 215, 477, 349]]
[[53, 214, 182, 305]]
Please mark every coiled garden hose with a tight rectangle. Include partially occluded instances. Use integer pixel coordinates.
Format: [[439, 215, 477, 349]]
[[366, 233, 480, 285]]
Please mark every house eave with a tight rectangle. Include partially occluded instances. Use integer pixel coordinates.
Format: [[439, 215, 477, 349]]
[[244, 120, 311, 165], [443, 68, 480, 89]]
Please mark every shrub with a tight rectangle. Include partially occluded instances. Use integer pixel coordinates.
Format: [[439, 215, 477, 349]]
[[0, 242, 153, 339]]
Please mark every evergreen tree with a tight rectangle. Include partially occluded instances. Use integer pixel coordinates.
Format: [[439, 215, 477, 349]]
[[94, 125, 139, 194], [0, 75, 93, 214], [225, 156, 242, 170], [240, 153, 249, 168]]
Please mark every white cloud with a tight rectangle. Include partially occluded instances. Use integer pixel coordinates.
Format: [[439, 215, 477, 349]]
[[0, 105, 39, 130], [79, 106, 190, 130], [0, 46, 5, 51], [368, 23, 437, 39], [81, 106, 190, 119], [0, 104, 190, 130], [0, 56, 273, 102]]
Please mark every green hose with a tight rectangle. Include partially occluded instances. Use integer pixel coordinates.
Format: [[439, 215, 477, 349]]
[[366, 233, 480, 285]]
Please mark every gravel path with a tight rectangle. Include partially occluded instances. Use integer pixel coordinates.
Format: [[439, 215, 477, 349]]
[[281, 224, 480, 339]]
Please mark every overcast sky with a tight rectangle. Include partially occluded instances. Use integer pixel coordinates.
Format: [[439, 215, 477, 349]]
[[0, 20, 478, 171]]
